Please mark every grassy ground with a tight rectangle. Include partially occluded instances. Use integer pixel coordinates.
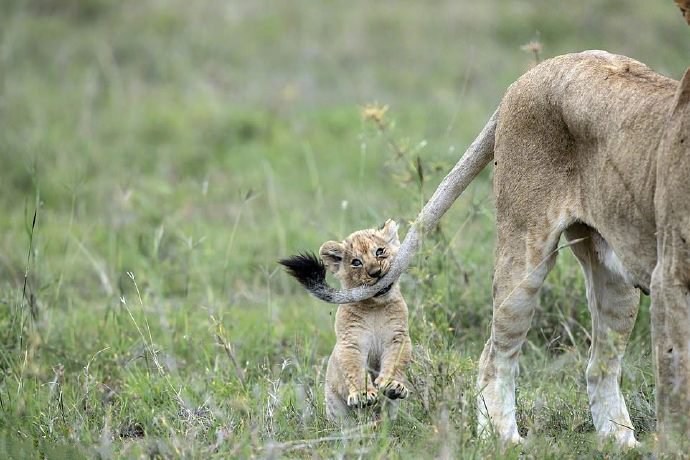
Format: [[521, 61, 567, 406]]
[[1, 0, 689, 458]]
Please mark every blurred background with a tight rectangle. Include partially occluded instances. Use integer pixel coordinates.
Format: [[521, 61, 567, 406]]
[[0, 0, 688, 457]]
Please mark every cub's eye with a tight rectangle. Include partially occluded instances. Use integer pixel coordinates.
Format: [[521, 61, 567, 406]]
[[351, 259, 362, 267], [375, 247, 385, 257]]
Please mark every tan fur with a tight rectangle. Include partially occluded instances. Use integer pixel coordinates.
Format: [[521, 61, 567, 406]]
[[320, 220, 412, 420]]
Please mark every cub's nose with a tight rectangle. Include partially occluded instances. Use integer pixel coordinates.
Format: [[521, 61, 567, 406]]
[[368, 267, 382, 278]]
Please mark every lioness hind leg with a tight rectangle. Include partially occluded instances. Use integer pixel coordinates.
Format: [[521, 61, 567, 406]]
[[477, 231, 560, 444], [565, 225, 639, 448]]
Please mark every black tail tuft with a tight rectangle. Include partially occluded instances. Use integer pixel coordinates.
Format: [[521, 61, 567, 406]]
[[278, 252, 327, 291]]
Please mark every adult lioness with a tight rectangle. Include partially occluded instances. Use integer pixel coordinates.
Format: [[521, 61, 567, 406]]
[[291, 51, 690, 447]]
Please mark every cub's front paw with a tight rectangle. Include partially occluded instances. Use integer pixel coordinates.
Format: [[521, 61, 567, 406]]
[[346, 388, 378, 408], [375, 377, 409, 400]]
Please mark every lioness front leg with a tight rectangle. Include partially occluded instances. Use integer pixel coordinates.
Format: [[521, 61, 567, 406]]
[[375, 334, 412, 400], [650, 230, 690, 449]]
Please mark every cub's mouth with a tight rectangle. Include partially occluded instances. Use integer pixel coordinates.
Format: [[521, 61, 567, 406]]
[[362, 269, 391, 297]]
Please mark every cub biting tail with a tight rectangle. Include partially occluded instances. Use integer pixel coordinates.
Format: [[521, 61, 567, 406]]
[[280, 220, 412, 420]]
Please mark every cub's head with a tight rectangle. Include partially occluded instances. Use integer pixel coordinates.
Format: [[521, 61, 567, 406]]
[[319, 219, 400, 289]]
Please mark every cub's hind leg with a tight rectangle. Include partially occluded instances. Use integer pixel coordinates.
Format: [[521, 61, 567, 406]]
[[325, 353, 350, 421], [381, 398, 401, 420], [565, 225, 639, 448], [477, 226, 562, 444], [325, 382, 349, 421]]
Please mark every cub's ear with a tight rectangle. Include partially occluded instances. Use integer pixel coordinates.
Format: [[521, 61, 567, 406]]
[[319, 241, 344, 273], [380, 219, 400, 247]]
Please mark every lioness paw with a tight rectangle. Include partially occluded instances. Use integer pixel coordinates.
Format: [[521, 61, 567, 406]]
[[375, 377, 409, 400], [346, 388, 378, 408]]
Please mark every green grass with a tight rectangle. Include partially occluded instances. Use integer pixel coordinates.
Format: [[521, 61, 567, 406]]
[[0, 0, 688, 457]]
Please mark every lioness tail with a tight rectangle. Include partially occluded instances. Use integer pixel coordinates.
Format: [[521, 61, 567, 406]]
[[278, 253, 337, 301], [281, 109, 498, 304]]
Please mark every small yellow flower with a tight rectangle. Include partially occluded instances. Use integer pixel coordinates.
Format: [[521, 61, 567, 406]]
[[361, 103, 389, 124]]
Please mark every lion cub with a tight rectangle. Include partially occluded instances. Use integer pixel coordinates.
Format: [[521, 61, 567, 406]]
[[280, 220, 412, 420]]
